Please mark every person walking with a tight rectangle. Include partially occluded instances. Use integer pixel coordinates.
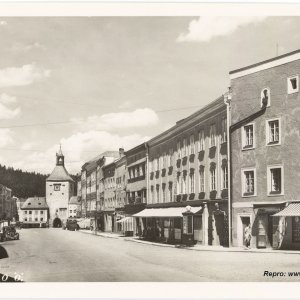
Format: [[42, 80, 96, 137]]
[[244, 223, 252, 249]]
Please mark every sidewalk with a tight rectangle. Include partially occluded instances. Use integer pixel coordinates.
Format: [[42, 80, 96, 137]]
[[78, 229, 300, 255]]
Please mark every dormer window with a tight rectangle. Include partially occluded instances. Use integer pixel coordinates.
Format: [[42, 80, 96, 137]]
[[261, 88, 270, 107], [288, 75, 299, 94]]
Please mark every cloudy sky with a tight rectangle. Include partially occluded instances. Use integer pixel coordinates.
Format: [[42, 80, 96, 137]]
[[0, 16, 300, 175]]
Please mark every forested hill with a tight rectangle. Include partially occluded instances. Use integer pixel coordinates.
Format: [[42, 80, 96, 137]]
[[0, 164, 48, 198]]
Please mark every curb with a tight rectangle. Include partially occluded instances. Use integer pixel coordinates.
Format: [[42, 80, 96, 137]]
[[78, 230, 300, 255]]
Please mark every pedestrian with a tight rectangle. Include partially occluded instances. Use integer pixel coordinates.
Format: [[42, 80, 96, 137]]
[[244, 223, 252, 249]]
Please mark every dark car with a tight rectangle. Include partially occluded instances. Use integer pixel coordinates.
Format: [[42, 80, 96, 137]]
[[1, 225, 19, 241], [63, 219, 79, 231]]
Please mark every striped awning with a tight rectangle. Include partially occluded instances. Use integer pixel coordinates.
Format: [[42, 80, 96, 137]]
[[273, 203, 300, 217], [133, 206, 202, 218]]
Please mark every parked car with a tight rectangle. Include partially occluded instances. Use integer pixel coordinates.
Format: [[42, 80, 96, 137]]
[[77, 218, 93, 230], [1, 225, 19, 241], [63, 219, 79, 231]]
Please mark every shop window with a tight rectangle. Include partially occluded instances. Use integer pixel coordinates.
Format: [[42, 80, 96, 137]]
[[242, 168, 256, 197], [267, 165, 283, 195], [242, 123, 254, 149], [174, 218, 181, 229], [288, 75, 299, 94], [266, 118, 280, 145], [261, 88, 270, 107]]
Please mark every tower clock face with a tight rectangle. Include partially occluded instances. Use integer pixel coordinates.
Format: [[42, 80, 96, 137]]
[[54, 184, 61, 191]]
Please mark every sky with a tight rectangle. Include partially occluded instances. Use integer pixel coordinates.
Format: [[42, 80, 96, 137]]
[[1, 16, 300, 175]]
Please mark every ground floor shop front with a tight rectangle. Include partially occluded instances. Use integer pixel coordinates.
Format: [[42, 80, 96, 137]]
[[133, 201, 229, 247], [232, 202, 300, 250]]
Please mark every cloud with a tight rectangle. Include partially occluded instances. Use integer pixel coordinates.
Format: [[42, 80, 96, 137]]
[[0, 129, 13, 147], [177, 16, 267, 42], [0, 21, 7, 26], [118, 101, 133, 109], [13, 131, 150, 174], [12, 42, 46, 52], [20, 142, 37, 151], [71, 108, 159, 132], [0, 93, 20, 120], [0, 63, 51, 88]]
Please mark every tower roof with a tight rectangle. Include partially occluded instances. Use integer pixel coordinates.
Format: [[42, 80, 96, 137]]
[[57, 144, 63, 156], [47, 165, 74, 182]]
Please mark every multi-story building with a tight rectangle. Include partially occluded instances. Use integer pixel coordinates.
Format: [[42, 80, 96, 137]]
[[229, 49, 300, 250], [124, 143, 147, 236], [135, 96, 229, 246], [115, 150, 127, 233], [0, 184, 13, 221], [80, 151, 119, 230], [68, 196, 81, 218], [20, 197, 49, 228]]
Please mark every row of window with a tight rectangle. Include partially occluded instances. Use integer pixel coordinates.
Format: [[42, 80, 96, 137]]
[[241, 165, 283, 197], [149, 119, 227, 172], [24, 217, 44, 222], [242, 118, 281, 149], [149, 165, 228, 203], [24, 210, 44, 215], [128, 164, 145, 179]]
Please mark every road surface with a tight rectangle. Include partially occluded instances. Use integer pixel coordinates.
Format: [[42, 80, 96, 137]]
[[0, 228, 299, 282]]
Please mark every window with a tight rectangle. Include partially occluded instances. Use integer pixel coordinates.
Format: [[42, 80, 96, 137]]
[[189, 172, 195, 193], [24, 218, 27, 222], [40, 218, 43, 221], [162, 185, 166, 203], [182, 174, 187, 194], [177, 141, 181, 159], [24, 211, 27, 214], [198, 130, 205, 151], [288, 75, 299, 94], [54, 184, 61, 191], [210, 168, 216, 191], [189, 134, 195, 155], [156, 185, 160, 203], [199, 167, 205, 193], [169, 183, 173, 202], [266, 118, 280, 145], [182, 138, 187, 157], [29, 211, 32, 215], [242, 168, 256, 197], [176, 176, 180, 195], [242, 124, 254, 149], [210, 124, 216, 147], [222, 165, 228, 189], [221, 118, 227, 143], [261, 88, 270, 107], [268, 166, 283, 195], [35, 218, 38, 221]]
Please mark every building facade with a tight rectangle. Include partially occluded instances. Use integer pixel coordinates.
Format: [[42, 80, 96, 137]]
[[229, 49, 300, 249], [20, 197, 49, 228], [123, 143, 147, 236], [136, 96, 229, 246], [46, 147, 75, 227]]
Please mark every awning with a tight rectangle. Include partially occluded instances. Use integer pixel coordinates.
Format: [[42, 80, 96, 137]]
[[133, 206, 202, 218], [273, 203, 300, 217], [116, 217, 132, 223]]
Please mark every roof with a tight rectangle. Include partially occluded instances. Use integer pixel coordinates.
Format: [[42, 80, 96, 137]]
[[21, 197, 48, 210], [69, 196, 80, 205], [133, 206, 202, 218], [147, 95, 225, 147], [273, 203, 300, 217], [82, 151, 119, 172], [47, 165, 74, 182], [229, 49, 300, 79]]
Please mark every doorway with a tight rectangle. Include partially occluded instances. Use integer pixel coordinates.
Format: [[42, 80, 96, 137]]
[[237, 214, 251, 247], [53, 218, 62, 228], [193, 215, 203, 244]]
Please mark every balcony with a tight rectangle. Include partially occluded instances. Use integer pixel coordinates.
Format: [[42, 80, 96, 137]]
[[127, 175, 145, 184]]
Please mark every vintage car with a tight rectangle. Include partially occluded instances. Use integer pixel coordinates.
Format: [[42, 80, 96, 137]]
[[1, 225, 19, 241], [63, 219, 79, 231]]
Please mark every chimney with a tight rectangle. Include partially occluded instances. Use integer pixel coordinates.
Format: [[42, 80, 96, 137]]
[[119, 148, 125, 157]]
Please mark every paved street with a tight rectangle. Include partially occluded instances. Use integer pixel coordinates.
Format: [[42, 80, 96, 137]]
[[1, 228, 300, 282]]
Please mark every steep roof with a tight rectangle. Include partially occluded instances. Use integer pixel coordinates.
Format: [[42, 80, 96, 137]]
[[69, 196, 80, 205], [21, 197, 48, 210], [47, 165, 74, 182], [83, 151, 119, 172]]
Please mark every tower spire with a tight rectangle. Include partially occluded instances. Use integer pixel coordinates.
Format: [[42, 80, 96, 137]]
[[56, 143, 64, 166]]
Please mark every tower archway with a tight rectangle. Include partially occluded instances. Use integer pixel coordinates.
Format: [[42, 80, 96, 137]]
[[53, 217, 62, 228]]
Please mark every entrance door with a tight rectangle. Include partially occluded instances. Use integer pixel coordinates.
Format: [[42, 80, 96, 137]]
[[193, 215, 203, 243], [240, 216, 250, 247]]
